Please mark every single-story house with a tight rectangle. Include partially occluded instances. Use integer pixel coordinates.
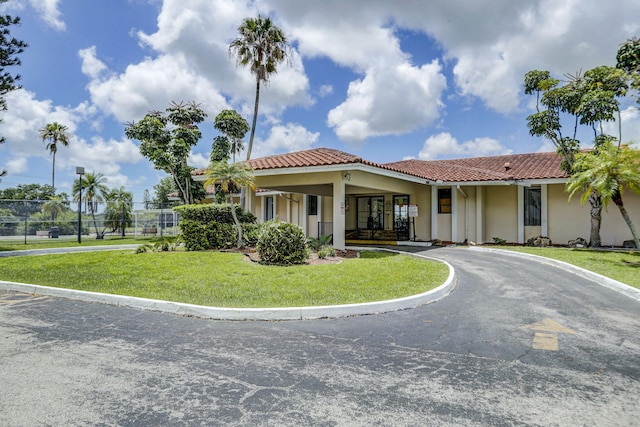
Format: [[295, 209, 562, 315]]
[[193, 147, 640, 250]]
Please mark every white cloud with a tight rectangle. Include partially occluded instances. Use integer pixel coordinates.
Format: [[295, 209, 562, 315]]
[[608, 106, 640, 145], [3, 157, 28, 175], [78, 46, 108, 79], [0, 89, 83, 157], [84, 54, 229, 123], [65, 136, 143, 187], [252, 123, 320, 158], [318, 85, 333, 97], [327, 60, 446, 144], [188, 152, 210, 169], [418, 132, 512, 160], [28, 0, 65, 31]]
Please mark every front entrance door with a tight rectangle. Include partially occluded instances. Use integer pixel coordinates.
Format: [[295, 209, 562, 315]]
[[356, 196, 384, 239]]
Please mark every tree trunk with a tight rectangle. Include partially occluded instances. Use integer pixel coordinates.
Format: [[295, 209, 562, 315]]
[[613, 195, 640, 250], [246, 77, 261, 162], [588, 191, 602, 247], [228, 197, 243, 249], [241, 77, 261, 211], [51, 151, 56, 191]]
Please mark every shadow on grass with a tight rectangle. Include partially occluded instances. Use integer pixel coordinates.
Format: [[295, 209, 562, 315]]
[[359, 251, 398, 259]]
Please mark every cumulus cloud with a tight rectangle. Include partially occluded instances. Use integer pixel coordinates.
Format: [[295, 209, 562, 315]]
[[252, 123, 320, 158], [418, 132, 511, 160], [188, 152, 210, 169], [3, 157, 28, 175], [78, 47, 108, 79], [28, 0, 65, 31], [327, 60, 446, 144]]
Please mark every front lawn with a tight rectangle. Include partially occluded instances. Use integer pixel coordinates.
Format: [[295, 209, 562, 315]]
[[499, 246, 640, 289], [0, 250, 449, 308]]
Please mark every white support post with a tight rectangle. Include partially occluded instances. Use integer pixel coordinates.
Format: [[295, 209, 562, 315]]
[[431, 186, 438, 240], [333, 177, 346, 250]]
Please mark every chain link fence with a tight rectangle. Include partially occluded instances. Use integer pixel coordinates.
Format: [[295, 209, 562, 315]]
[[0, 200, 181, 244]]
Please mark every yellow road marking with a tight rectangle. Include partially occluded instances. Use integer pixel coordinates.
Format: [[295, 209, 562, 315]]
[[521, 318, 576, 335], [521, 318, 576, 351], [532, 332, 559, 351]]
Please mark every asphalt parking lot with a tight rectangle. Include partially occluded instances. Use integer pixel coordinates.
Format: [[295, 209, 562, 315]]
[[1, 246, 638, 426]]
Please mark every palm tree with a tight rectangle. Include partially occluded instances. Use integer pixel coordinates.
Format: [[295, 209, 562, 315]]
[[105, 186, 133, 233], [41, 196, 68, 225], [567, 142, 640, 249], [72, 171, 109, 238], [39, 122, 71, 191], [204, 161, 255, 248], [229, 15, 290, 161]]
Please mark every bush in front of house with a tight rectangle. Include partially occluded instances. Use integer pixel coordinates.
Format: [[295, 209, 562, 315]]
[[175, 204, 257, 251], [256, 220, 309, 265]]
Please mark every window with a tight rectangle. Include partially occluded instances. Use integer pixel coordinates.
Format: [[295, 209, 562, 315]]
[[438, 188, 451, 214], [524, 187, 541, 226], [264, 196, 274, 221], [307, 195, 318, 215]]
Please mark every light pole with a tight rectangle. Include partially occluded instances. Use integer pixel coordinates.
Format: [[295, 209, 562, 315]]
[[76, 167, 84, 244]]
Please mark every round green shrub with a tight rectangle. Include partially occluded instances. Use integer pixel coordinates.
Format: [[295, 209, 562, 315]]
[[256, 221, 309, 265]]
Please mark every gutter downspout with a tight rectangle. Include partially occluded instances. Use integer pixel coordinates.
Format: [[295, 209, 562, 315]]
[[456, 185, 468, 244]]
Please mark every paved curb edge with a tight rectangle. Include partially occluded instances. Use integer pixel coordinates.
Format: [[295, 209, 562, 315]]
[[469, 246, 640, 302], [0, 247, 456, 321]]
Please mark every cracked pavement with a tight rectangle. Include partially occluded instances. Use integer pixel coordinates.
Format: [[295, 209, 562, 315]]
[[1, 247, 639, 426]]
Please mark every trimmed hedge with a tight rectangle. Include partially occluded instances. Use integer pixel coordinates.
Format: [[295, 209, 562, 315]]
[[175, 204, 257, 251]]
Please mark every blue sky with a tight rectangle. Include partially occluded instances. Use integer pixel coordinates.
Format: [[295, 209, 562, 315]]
[[0, 0, 639, 203]]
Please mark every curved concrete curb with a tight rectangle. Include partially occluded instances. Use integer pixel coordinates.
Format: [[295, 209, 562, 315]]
[[469, 246, 640, 302], [0, 247, 456, 321]]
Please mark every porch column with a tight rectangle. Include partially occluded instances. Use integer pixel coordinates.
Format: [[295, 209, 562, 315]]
[[541, 184, 548, 237], [451, 187, 458, 243], [517, 186, 524, 244], [431, 186, 438, 239], [476, 186, 484, 244], [302, 195, 308, 237], [333, 176, 346, 250]]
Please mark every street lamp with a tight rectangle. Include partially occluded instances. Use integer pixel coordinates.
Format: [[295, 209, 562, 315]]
[[76, 167, 84, 244]]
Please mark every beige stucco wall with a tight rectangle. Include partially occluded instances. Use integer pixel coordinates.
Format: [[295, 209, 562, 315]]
[[484, 186, 518, 243], [547, 184, 590, 244], [595, 187, 640, 246], [547, 183, 640, 246], [242, 163, 640, 247]]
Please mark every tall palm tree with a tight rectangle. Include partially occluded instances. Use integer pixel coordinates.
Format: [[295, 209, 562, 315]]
[[229, 15, 290, 161], [204, 161, 255, 248], [72, 171, 109, 238], [41, 196, 68, 225], [39, 122, 71, 191], [105, 186, 133, 232], [567, 142, 640, 249]]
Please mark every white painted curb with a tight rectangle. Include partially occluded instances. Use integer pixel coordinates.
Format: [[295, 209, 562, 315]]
[[0, 247, 456, 321], [469, 246, 640, 302]]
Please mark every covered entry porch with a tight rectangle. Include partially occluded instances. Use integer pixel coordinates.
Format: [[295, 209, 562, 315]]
[[249, 165, 430, 250]]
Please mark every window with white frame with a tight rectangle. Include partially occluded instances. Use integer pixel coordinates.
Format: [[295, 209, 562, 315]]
[[264, 196, 274, 221], [524, 187, 541, 226]]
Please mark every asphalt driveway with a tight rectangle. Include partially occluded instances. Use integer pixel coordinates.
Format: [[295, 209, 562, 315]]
[[1, 246, 638, 426]]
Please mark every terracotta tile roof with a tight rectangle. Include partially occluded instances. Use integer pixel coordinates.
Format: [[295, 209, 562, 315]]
[[384, 151, 568, 182], [192, 148, 568, 182], [246, 147, 379, 170]]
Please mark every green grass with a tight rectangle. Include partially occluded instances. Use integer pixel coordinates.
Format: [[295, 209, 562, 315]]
[[497, 246, 640, 289], [0, 236, 156, 251], [0, 250, 449, 308]]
